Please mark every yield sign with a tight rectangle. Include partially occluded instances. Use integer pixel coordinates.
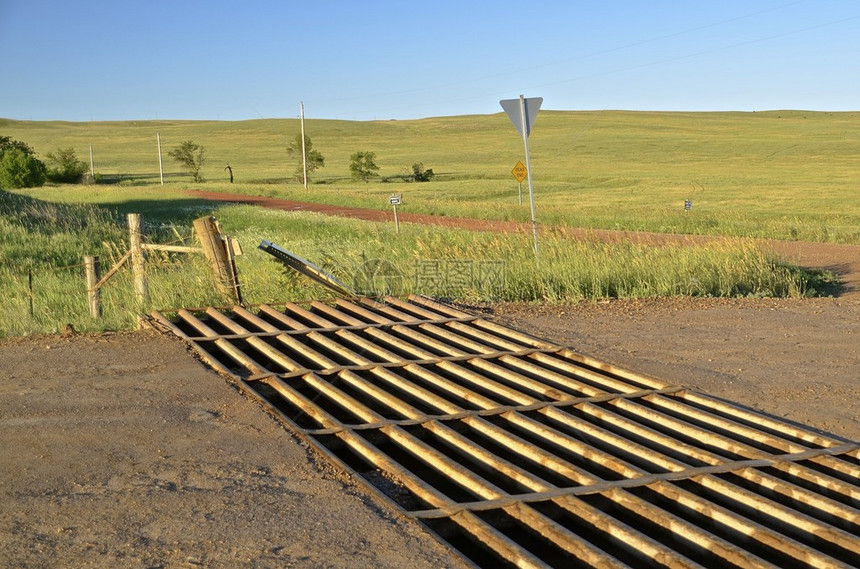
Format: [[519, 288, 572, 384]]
[[511, 161, 528, 183], [500, 95, 543, 258], [500, 96, 543, 138]]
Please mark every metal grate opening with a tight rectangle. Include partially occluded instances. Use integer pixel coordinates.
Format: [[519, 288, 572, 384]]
[[149, 295, 860, 569]]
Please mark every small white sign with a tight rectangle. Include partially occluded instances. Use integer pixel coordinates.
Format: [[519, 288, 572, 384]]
[[389, 194, 402, 206]]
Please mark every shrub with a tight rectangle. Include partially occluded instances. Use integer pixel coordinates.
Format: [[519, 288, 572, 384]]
[[349, 151, 380, 182], [411, 162, 435, 182], [0, 136, 36, 156], [0, 148, 47, 188], [286, 134, 325, 183], [168, 140, 206, 182], [46, 147, 88, 183]]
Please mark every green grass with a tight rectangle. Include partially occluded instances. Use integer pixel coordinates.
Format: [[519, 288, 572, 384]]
[[0, 110, 852, 336], [3, 110, 858, 243], [220, 205, 828, 304], [0, 187, 836, 337]]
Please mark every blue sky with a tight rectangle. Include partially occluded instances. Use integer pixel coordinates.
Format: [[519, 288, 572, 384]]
[[1, 1, 857, 121]]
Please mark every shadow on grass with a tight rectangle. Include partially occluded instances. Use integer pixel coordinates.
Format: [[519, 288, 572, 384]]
[[2, 189, 222, 232], [804, 266, 846, 298], [96, 198, 221, 226], [98, 172, 186, 185]]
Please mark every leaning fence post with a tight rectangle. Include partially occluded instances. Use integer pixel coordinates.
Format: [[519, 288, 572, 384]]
[[128, 213, 149, 306], [84, 255, 102, 318], [193, 216, 241, 303]]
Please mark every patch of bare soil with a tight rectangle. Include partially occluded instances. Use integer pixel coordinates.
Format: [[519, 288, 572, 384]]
[[0, 331, 466, 568]]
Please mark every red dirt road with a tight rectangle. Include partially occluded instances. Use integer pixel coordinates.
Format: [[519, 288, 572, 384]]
[[187, 190, 860, 297]]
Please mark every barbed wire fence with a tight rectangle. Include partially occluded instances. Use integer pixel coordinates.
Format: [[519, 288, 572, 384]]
[[3, 214, 240, 337]]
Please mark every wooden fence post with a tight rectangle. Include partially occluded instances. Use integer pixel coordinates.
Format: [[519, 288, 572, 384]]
[[84, 255, 102, 318], [128, 213, 150, 306], [193, 216, 241, 303]]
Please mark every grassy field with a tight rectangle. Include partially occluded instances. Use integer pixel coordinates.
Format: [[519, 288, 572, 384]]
[[0, 110, 852, 336], [0, 186, 833, 337], [2, 110, 858, 243]]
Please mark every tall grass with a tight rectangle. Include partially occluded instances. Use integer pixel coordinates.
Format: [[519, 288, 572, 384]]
[[0, 190, 836, 338], [220, 205, 828, 304], [0, 189, 221, 335]]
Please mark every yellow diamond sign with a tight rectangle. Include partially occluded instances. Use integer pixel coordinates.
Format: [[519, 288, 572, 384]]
[[511, 161, 528, 183]]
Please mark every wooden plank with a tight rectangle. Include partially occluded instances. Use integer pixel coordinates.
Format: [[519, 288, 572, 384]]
[[93, 249, 131, 290], [141, 244, 204, 254]]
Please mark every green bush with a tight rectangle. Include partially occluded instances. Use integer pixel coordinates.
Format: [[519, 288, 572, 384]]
[[0, 148, 47, 188], [411, 162, 435, 182], [168, 140, 206, 182], [349, 151, 380, 182], [46, 147, 88, 183]]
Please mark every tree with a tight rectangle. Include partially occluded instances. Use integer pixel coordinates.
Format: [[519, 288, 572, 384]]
[[0, 137, 47, 189], [286, 134, 325, 182], [410, 162, 435, 182], [0, 136, 36, 156], [45, 147, 88, 183], [0, 148, 47, 188], [168, 140, 206, 182], [349, 151, 380, 183]]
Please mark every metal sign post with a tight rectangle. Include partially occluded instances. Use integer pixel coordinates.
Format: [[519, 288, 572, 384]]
[[300, 102, 308, 190], [389, 194, 402, 233], [501, 96, 543, 257]]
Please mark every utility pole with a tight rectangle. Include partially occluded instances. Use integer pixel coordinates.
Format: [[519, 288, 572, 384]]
[[300, 102, 308, 189], [157, 133, 164, 185], [89, 143, 95, 183]]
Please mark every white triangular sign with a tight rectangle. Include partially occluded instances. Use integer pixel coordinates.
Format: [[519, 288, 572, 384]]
[[500, 96, 543, 138]]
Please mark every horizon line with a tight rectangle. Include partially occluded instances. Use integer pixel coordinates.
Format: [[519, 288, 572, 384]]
[[3, 108, 858, 124]]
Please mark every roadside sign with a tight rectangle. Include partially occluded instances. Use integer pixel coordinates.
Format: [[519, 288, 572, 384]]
[[511, 161, 528, 183], [389, 194, 402, 233], [500, 97, 543, 138], [500, 95, 543, 257]]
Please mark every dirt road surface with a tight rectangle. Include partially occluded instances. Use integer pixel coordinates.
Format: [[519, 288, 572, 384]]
[[1, 193, 857, 567], [2, 296, 857, 567], [0, 331, 468, 568]]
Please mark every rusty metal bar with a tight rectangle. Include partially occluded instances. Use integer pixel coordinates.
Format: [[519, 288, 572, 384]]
[[407, 295, 669, 390]]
